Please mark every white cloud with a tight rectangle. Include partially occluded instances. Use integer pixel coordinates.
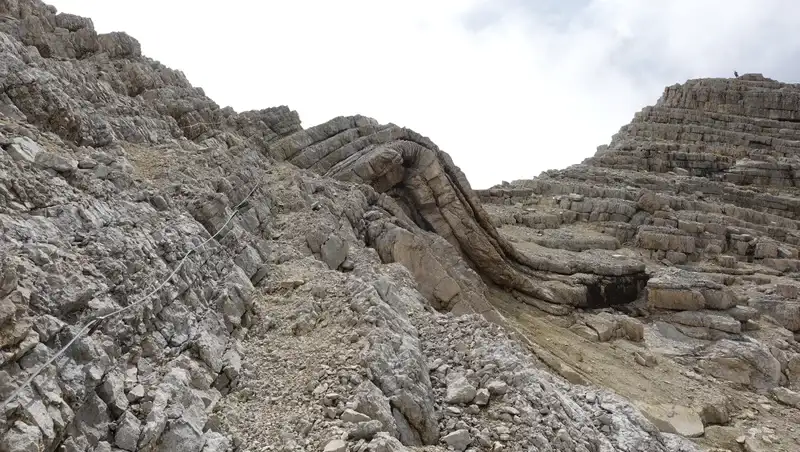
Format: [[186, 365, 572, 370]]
[[49, 0, 800, 188]]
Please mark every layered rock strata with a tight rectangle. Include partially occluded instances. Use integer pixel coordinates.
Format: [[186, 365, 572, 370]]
[[269, 117, 649, 313], [0, 1, 696, 452], [476, 75, 800, 450], [479, 74, 800, 329]]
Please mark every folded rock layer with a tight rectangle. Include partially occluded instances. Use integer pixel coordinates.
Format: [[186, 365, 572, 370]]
[[0, 1, 700, 451], [270, 117, 649, 311]]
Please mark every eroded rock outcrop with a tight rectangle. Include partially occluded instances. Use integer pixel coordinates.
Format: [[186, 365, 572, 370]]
[[476, 74, 800, 450], [269, 117, 649, 313], [0, 1, 695, 451]]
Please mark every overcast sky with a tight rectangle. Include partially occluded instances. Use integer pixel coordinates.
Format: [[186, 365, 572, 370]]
[[51, 0, 800, 188]]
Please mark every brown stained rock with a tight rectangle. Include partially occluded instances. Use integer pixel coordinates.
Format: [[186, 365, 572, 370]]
[[649, 287, 706, 311], [647, 270, 737, 311], [700, 399, 731, 426], [620, 317, 645, 342], [699, 340, 782, 390], [634, 350, 658, 367], [569, 324, 599, 342], [638, 403, 704, 438], [583, 313, 619, 342]]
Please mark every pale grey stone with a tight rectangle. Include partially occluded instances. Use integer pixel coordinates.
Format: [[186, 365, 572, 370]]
[[474, 388, 490, 406], [114, 412, 141, 452], [445, 373, 477, 405], [323, 439, 347, 452], [441, 429, 472, 451]]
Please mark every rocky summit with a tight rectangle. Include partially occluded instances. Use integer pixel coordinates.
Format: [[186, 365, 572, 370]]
[[0, 2, 798, 452]]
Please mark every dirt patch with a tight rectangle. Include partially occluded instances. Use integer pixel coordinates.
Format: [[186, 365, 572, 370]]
[[487, 287, 800, 451]]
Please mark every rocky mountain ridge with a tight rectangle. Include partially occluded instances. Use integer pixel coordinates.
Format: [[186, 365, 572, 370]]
[[477, 73, 800, 451], [0, 1, 797, 452]]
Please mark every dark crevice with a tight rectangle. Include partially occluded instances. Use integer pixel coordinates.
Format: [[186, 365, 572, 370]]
[[585, 274, 650, 309]]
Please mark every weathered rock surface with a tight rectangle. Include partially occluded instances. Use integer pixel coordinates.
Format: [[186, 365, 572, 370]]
[[0, 1, 700, 452], [638, 403, 704, 438], [477, 73, 800, 451], [3, 0, 800, 450], [270, 116, 650, 311]]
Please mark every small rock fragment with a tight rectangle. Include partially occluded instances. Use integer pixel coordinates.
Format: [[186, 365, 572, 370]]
[[639, 403, 704, 438], [348, 420, 382, 441], [341, 409, 371, 423], [486, 380, 508, 396], [474, 388, 490, 406], [771, 387, 800, 408], [445, 373, 477, 404], [114, 412, 141, 452], [323, 439, 347, 452], [700, 400, 730, 426], [441, 429, 472, 451], [634, 350, 658, 367]]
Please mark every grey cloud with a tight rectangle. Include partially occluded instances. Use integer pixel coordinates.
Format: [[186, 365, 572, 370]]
[[600, 2, 800, 83], [462, 0, 800, 91], [461, 0, 590, 32]]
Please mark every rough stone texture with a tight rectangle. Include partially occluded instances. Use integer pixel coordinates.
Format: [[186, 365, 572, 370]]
[[444, 373, 476, 405], [772, 387, 800, 408], [638, 403, 704, 438], [3, 1, 800, 451], [0, 1, 699, 452], [475, 73, 800, 451], [269, 116, 650, 312]]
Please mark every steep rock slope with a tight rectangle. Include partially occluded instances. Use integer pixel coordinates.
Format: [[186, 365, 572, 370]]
[[478, 74, 800, 451], [0, 1, 698, 452]]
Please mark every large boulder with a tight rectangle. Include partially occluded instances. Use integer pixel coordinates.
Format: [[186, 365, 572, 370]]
[[699, 340, 782, 390]]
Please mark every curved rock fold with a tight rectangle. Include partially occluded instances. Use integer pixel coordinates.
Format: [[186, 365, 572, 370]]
[[9, 0, 800, 451], [270, 117, 649, 311]]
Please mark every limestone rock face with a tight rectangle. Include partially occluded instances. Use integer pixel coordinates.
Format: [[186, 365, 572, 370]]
[[270, 116, 649, 311], [3, 0, 800, 450], [475, 73, 800, 450], [0, 1, 691, 451]]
